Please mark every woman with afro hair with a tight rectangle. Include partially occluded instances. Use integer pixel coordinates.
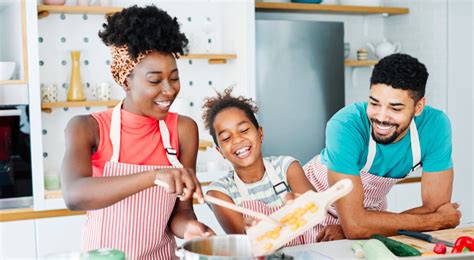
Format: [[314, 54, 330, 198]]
[[61, 5, 214, 258]]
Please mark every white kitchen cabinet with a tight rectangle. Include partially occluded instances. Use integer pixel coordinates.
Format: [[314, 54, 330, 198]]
[[386, 182, 422, 213], [35, 215, 85, 258], [0, 219, 37, 259]]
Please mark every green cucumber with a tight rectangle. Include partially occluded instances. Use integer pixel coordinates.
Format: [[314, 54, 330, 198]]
[[363, 239, 397, 260], [371, 234, 422, 256]]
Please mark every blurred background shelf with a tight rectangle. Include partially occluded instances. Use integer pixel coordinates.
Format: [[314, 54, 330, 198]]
[[39, 3, 410, 17], [41, 100, 120, 113], [0, 80, 28, 85], [344, 59, 378, 67], [37, 5, 122, 18], [180, 54, 237, 64], [255, 2, 409, 15]]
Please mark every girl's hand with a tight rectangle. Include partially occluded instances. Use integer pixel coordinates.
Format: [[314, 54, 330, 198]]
[[183, 220, 215, 240], [244, 217, 260, 231], [283, 191, 301, 205], [154, 168, 203, 202]]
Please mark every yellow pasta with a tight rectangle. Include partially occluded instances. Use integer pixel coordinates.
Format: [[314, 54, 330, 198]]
[[264, 243, 273, 251], [256, 202, 321, 244]]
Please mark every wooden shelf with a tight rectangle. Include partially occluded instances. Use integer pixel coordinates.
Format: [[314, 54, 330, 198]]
[[39, 3, 409, 17], [0, 80, 28, 85], [0, 207, 85, 222], [255, 2, 409, 15], [180, 54, 237, 64], [44, 190, 62, 200], [41, 99, 120, 113], [396, 177, 421, 185], [37, 5, 122, 19], [344, 60, 378, 67], [198, 140, 214, 151]]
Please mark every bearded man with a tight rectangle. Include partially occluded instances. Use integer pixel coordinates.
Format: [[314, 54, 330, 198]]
[[304, 53, 461, 241]]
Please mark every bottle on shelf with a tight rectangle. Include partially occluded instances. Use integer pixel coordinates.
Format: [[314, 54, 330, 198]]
[[67, 50, 86, 101]]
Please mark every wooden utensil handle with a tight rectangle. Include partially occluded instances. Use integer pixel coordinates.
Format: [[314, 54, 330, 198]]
[[154, 179, 280, 225], [203, 194, 281, 225]]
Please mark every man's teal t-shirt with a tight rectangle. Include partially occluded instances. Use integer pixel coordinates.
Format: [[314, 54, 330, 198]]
[[320, 102, 453, 178]]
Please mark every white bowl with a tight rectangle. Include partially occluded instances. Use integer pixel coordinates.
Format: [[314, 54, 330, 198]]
[[0, 62, 16, 81]]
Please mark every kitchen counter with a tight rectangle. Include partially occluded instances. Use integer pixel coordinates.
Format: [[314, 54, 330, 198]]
[[0, 207, 85, 222], [282, 226, 474, 259]]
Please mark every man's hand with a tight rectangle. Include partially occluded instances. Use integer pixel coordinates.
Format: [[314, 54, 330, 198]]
[[434, 202, 461, 230], [316, 224, 346, 242], [183, 220, 215, 240]]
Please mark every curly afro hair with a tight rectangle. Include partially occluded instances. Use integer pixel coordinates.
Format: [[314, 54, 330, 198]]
[[98, 5, 188, 60], [370, 53, 428, 101], [202, 88, 259, 146]]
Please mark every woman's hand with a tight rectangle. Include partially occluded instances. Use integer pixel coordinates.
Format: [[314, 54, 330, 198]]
[[154, 167, 203, 201], [183, 220, 215, 240]]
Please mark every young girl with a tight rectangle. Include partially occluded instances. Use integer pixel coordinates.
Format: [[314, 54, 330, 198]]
[[61, 5, 213, 259], [202, 88, 318, 245]]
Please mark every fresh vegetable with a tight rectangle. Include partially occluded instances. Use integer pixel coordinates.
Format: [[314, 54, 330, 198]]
[[433, 243, 447, 254], [351, 241, 365, 258], [371, 234, 421, 256], [422, 251, 437, 256], [362, 239, 397, 260], [451, 236, 474, 253]]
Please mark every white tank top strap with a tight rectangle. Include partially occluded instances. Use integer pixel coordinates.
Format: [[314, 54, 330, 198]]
[[361, 119, 421, 173], [263, 159, 290, 201], [109, 99, 182, 168], [110, 100, 123, 163], [234, 158, 289, 201], [234, 173, 251, 201], [158, 120, 183, 168]]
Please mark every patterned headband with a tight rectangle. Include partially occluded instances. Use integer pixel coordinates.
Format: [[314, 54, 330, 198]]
[[110, 45, 150, 87]]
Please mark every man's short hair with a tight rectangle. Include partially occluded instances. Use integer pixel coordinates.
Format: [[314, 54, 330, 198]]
[[370, 53, 429, 101]]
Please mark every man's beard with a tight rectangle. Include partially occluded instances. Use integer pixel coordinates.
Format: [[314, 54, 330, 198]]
[[370, 119, 409, 145]]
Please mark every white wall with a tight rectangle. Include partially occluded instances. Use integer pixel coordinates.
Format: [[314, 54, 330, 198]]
[[446, 0, 473, 225], [383, 0, 473, 223]]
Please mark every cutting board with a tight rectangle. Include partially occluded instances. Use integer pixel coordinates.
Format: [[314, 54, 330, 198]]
[[247, 179, 353, 256], [390, 226, 474, 253]]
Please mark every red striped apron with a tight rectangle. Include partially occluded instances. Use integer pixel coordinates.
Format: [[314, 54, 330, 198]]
[[303, 120, 423, 236], [82, 101, 183, 259], [236, 159, 319, 245]]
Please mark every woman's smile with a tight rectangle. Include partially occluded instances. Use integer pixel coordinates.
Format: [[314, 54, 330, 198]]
[[154, 99, 173, 111]]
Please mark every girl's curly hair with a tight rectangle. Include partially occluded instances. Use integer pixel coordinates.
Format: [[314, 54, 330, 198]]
[[202, 88, 259, 146], [98, 5, 188, 59]]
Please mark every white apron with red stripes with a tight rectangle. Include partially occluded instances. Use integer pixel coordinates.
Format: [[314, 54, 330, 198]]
[[235, 159, 319, 246], [303, 120, 423, 235], [82, 101, 183, 259]]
